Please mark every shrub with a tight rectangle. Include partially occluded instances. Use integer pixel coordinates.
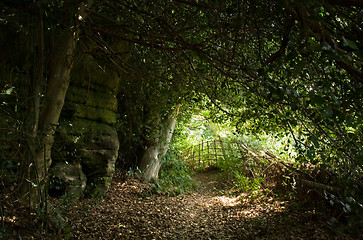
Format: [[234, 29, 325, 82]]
[[153, 144, 195, 196]]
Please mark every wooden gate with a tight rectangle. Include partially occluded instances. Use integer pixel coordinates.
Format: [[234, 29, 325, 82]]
[[182, 136, 256, 170]]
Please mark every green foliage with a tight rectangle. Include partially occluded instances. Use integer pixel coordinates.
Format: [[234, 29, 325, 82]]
[[172, 108, 235, 153], [152, 144, 195, 196], [234, 172, 264, 193], [0, 65, 25, 192], [175, 108, 297, 194], [177, 114, 216, 147], [214, 134, 266, 193], [0, 2, 361, 235]]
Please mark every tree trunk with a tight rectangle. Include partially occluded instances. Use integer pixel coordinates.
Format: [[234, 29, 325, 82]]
[[27, 29, 76, 208], [139, 104, 181, 182], [21, 0, 93, 209]]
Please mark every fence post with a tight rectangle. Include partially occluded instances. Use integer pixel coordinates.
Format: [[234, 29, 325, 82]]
[[192, 146, 194, 168], [207, 140, 210, 166], [198, 142, 201, 166], [201, 140, 204, 167], [218, 136, 227, 162], [214, 139, 218, 165]]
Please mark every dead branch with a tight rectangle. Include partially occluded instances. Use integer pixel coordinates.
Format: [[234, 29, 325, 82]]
[[298, 179, 335, 192]]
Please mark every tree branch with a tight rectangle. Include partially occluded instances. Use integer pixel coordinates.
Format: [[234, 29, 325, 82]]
[[265, 18, 294, 64], [325, 0, 363, 7], [88, 24, 204, 51]]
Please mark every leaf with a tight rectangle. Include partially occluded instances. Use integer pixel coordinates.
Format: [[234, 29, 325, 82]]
[[293, 60, 305, 76], [25, 179, 38, 188], [356, 151, 363, 167], [342, 37, 358, 50], [353, 49, 363, 59], [311, 135, 319, 148], [307, 148, 315, 160], [310, 94, 325, 106], [5, 87, 15, 95], [343, 203, 351, 213], [322, 107, 333, 119]]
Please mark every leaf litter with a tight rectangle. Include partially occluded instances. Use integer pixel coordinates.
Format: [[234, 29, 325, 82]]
[[1, 169, 355, 239]]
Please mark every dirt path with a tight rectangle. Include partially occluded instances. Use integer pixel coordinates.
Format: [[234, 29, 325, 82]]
[[55, 169, 336, 240], [191, 169, 225, 194]]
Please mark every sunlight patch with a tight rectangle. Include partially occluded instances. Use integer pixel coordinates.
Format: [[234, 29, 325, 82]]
[[215, 195, 240, 207]]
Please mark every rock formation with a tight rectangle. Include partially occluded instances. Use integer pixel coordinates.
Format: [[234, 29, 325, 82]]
[[50, 42, 131, 198]]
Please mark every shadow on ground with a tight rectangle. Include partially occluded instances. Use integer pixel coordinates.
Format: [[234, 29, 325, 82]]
[[1, 169, 354, 239]]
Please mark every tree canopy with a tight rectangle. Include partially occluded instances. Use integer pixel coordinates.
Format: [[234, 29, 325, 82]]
[[0, 0, 362, 235]]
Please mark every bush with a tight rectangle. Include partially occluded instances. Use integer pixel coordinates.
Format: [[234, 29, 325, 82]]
[[153, 144, 195, 196]]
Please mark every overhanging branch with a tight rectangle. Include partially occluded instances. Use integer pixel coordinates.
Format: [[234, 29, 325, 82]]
[[325, 0, 363, 7], [88, 24, 204, 51], [265, 18, 294, 64]]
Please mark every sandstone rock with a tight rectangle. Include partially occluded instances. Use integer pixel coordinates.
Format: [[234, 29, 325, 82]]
[[50, 41, 131, 198]]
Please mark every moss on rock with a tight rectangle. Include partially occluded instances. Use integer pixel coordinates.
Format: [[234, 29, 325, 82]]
[[52, 117, 119, 198], [65, 85, 118, 112], [51, 40, 131, 199]]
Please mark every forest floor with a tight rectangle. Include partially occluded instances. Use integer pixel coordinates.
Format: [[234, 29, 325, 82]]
[[1, 169, 356, 239]]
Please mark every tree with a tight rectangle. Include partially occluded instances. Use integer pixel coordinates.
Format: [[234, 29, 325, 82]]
[[181, 0, 362, 202], [138, 104, 181, 181], [116, 46, 187, 181], [1, 0, 361, 207], [1, 0, 94, 208]]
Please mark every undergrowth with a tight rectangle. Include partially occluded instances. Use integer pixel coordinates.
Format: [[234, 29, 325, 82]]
[[149, 145, 195, 196]]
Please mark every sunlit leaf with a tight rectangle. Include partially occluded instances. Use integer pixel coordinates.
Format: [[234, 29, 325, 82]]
[[5, 87, 14, 95]]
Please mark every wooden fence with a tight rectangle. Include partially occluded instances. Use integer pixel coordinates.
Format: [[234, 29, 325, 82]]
[[182, 137, 263, 170]]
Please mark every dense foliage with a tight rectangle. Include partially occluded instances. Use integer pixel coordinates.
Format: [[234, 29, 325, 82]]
[[0, 0, 362, 236]]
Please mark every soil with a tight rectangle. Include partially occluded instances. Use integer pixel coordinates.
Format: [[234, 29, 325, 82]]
[[1, 169, 355, 239]]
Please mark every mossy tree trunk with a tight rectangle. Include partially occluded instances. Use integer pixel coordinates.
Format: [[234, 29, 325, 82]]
[[138, 104, 181, 182]]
